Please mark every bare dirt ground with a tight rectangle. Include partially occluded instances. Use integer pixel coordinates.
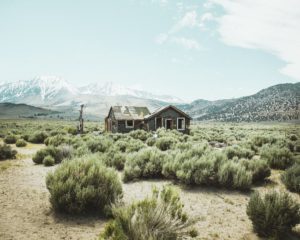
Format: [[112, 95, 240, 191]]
[[0, 142, 299, 240]]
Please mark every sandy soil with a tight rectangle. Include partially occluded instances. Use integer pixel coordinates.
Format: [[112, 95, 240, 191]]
[[0, 143, 299, 240]]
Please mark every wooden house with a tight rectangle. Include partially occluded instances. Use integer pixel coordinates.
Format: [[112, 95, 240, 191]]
[[105, 105, 192, 134], [144, 105, 191, 134], [105, 106, 150, 133]]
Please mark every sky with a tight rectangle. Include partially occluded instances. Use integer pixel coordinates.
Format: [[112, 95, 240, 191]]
[[0, 0, 299, 101]]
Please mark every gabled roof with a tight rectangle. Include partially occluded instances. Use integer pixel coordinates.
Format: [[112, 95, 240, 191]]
[[144, 105, 192, 120], [108, 106, 150, 120]]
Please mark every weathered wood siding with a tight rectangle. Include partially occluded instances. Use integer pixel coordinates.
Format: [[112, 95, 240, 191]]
[[105, 109, 118, 133], [116, 120, 145, 133], [147, 108, 190, 133]]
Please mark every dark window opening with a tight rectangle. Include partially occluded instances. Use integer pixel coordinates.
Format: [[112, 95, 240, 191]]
[[177, 118, 185, 130], [126, 120, 134, 128], [156, 117, 162, 128]]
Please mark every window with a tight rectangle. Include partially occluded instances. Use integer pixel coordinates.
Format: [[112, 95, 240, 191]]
[[126, 120, 134, 128], [177, 118, 185, 130], [155, 117, 162, 129]]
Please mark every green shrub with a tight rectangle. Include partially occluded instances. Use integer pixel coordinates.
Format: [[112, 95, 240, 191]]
[[162, 145, 255, 190], [289, 134, 298, 141], [260, 145, 294, 169], [295, 141, 300, 153], [28, 131, 48, 143], [49, 129, 66, 136], [251, 135, 275, 147], [123, 147, 166, 182], [247, 191, 300, 238], [46, 154, 123, 215], [57, 144, 74, 160], [87, 137, 113, 153], [45, 134, 70, 147], [125, 138, 146, 153], [114, 140, 128, 152], [21, 134, 29, 141], [0, 144, 17, 160], [103, 148, 126, 170], [225, 145, 254, 159], [155, 136, 177, 151], [69, 137, 85, 149], [129, 129, 150, 141], [287, 140, 296, 152], [240, 159, 271, 183], [145, 137, 156, 146], [282, 164, 300, 193], [163, 149, 225, 185], [162, 145, 223, 182], [74, 144, 91, 157], [217, 161, 252, 190], [100, 186, 197, 240], [110, 133, 124, 142], [176, 156, 216, 185], [175, 142, 193, 151], [16, 139, 27, 147], [4, 135, 17, 144], [32, 146, 61, 164], [67, 126, 78, 135], [43, 155, 55, 166]]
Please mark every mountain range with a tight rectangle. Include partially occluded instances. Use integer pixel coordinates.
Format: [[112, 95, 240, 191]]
[[179, 82, 300, 122], [0, 76, 299, 122]]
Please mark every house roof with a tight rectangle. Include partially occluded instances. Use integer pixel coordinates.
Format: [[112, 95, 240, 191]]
[[109, 106, 150, 120], [144, 105, 192, 120]]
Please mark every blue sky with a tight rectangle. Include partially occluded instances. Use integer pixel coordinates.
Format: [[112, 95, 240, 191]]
[[0, 0, 299, 101]]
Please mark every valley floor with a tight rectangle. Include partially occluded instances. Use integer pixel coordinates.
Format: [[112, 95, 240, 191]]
[[0, 142, 299, 240]]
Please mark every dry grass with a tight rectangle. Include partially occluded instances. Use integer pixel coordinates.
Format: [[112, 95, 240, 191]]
[[0, 161, 21, 172]]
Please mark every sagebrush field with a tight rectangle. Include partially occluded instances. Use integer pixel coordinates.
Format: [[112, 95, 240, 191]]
[[0, 119, 299, 240]]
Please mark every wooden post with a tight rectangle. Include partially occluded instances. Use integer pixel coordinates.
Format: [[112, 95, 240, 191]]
[[79, 104, 84, 134]]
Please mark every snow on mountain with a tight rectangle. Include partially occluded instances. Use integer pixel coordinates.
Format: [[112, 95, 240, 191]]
[[0, 76, 78, 104], [79, 82, 185, 103], [0, 77, 185, 109]]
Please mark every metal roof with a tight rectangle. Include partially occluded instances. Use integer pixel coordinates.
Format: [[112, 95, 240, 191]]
[[110, 106, 150, 120]]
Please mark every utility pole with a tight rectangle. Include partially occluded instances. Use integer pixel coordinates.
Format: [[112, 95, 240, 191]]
[[79, 104, 84, 134]]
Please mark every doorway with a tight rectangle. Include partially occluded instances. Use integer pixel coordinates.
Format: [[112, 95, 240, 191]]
[[165, 119, 172, 129]]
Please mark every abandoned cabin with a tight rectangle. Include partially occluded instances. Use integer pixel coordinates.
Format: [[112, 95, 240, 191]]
[[105, 105, 191, 134]]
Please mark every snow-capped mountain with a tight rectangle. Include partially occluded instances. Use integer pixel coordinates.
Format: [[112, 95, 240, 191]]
[[79, 82, 184, 103], [0, 77, 184, 112], [0, 76, 78, 105]]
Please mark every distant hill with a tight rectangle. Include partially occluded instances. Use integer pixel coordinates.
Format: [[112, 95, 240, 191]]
[[0, 103, 59, 119], [179, 83, 300, 122]]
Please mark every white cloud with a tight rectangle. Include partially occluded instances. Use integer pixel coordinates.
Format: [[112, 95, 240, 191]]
[[155, 33, 168, 44], [211, 0, 300, 80], [155, 9, 210, 51], [203, 2, 214, 9], [171, 37, 201, 50], [170, 10, 197, 33], [199, 12, 215, 30], [155, 33, 202, 50], [201, 12, 214, 22]]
